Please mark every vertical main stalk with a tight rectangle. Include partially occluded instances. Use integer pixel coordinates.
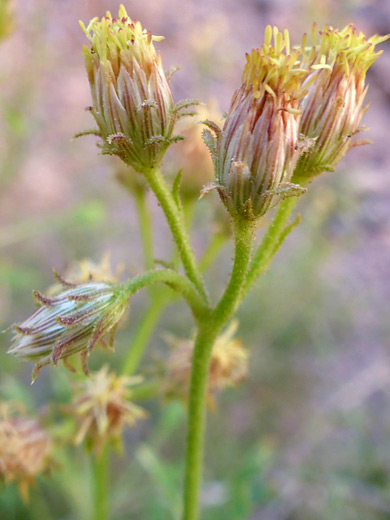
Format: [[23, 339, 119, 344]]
[[183, 218, 254, 520]]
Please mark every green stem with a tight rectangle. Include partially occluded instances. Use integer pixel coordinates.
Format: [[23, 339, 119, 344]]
[[123, 197, 198, 377], [182, 323, 218, 520], [93, 447, 109, 520], [183, 218, 254, 520], [122, 294, 167, 376], [144, 169, 207, 302], [134, 188, 154, 271], [213, 219, 254, 326], [123, 269, 207, 320], [242, 197, 298, 300]]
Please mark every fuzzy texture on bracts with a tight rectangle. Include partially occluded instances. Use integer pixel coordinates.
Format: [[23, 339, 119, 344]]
[[202, 26, 308, 220], [79, 5, 185, 173], [8, 274, 131, 382], [292, 24, 389, 185]]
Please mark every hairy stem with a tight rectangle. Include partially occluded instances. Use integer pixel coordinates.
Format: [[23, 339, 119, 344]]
[[183, 218, 253, 520], [182, 322, 218, 520], [144, 169, 207, 302], [242, 197, 299, 300], [123, 269, 207, 320]]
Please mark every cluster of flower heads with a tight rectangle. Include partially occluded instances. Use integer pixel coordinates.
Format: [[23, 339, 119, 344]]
[[70, 366, 146, 453], [164, 322, 248, 407], [200, 24, 388, 219], [9, 271, 131, 381], [78, 7, 387, 221], [0, 402, 54, 501]]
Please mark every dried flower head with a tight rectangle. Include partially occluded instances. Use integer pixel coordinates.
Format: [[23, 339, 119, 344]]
[[164, 321, 248, 405], [0, 402, 54, 502], [292, 24, 389, 185], [172, 100, 224, 199], [71, 366, 146, 453], [79, 5, 182, 173], [203, 26, 308, 220], [8, 272, 131, 381]]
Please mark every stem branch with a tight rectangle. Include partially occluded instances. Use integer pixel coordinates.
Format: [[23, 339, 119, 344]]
[[144, 169, 207, 302], [123, 269, 208, 320], [242, 197, 298, 300]]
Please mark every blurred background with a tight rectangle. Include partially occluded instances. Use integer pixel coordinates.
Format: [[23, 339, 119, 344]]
[[0, 0, 389, 519]]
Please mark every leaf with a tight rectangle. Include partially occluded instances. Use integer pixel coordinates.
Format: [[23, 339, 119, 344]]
[[172, 169, 183, 208]]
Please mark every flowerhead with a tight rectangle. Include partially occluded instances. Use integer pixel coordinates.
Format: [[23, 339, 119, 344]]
[[80, 5, 176, 173], [71, 366, 146, 453], [292, 24, 389, 185], [0, 402, 54, 502], [8, 272, 131, 381], [203, 26, 308, 220]]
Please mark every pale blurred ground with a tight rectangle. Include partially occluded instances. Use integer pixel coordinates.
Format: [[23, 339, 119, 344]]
[[0, 1, 390, 519]]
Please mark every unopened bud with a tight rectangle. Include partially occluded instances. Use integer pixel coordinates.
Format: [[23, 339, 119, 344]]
[[293, 24, 389, 185], [203, 26, 308, 220], [79, 5, 177, 173], [8, 273, 131, 381]]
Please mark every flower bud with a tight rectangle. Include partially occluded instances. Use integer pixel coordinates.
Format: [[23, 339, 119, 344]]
[[0, 402, 55, 502], [8, 272, 131, 381], [79, 5, 178, 173], [203, 26, 308, 220], [292, 24, 389, 185], [71, 366, 146, 453]]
